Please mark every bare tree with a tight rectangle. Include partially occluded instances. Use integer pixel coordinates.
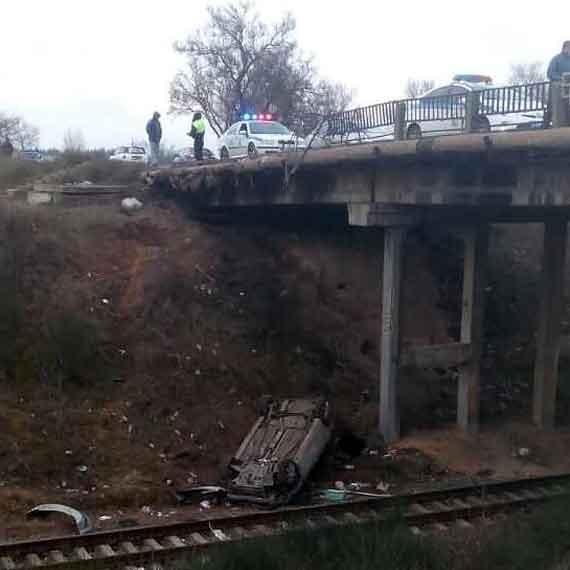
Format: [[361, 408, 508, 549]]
[[0, 113, 39, 150], [507, 62, 546, 85], [63, 129, 85, 152], [170, 1, 352, 135], [405, 78, 435, 98]]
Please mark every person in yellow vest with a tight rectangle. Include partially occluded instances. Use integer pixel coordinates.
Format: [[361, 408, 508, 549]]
[[188, 112, 206, 162]]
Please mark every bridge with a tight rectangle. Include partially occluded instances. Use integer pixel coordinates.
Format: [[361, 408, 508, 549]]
[[147, 85, 570, 445]]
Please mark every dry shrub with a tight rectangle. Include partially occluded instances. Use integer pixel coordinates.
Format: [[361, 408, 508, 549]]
[[0, 204, 113, 387], [0, 156, 55, 189]]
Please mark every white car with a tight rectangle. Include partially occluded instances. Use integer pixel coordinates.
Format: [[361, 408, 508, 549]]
[[399, 75, 544, 139], [109, 146, 148, 163], [317, 75, 545, 144], [219, 118, 306, 160]]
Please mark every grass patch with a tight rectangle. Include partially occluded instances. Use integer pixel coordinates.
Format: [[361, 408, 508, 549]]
[[464, 497, 570, 570], [173, 496, 570, 570], [0, 156, 54, 189], [179, 519, 446, 570]]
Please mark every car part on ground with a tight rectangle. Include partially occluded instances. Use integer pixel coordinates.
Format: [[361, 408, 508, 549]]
[[26, 504, 93, 535], [175, 486, 227, 505], [226, 397, 332, 508]]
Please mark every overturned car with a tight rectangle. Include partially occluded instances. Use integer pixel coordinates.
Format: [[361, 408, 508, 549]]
[[226, 398, 332, 507]]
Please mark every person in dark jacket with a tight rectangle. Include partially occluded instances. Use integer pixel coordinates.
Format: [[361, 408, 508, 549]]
[[0, 138, 14, 158], [146, 112, 162, 166], [547, 41, 570, 80], [545, 42, 570, 127], [187, 112, 206, 162]]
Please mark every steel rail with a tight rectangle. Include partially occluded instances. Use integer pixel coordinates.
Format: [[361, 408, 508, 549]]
[[2, 473, 569, 569]]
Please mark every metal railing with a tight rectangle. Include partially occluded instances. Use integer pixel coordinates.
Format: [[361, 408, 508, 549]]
[[478, 82, 549, 116], [314, 80, 564, 144]]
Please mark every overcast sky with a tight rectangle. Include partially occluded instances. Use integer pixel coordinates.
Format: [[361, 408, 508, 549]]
[[0, 0, 567, 151]]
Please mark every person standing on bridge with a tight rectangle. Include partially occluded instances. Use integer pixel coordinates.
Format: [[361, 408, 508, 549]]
[[146, 111, 162, 167], [547, 41, 570, 81], [545, 42, 570, 127], [188, 112, 206, 162]]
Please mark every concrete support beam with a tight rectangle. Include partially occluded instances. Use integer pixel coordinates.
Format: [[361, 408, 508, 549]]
[[379, 227, 406, 443], [458, 226, 489, 433], [533, 219, 568, 429], [401, 342, 472, 369]]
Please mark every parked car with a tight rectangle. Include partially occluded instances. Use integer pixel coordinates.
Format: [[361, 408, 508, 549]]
[[399, 76, 544, 139], [313, 75, 545, 144], [219, 119, 306, 160], [172, 147, 216, 164], [109, 146, 148, 163], [226, 397, 332, 507], [19, 149, 44, 161]]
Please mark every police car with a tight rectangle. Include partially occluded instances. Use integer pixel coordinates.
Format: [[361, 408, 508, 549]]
[[219, 114, 306, 160]]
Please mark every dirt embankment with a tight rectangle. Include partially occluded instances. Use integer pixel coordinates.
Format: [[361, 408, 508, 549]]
[[1, 179, 570, 540]]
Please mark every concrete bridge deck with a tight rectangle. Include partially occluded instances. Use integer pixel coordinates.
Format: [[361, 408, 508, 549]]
[[147, 128, 570, 443]]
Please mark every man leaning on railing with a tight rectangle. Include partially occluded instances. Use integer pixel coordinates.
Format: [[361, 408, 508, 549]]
[[545, 41, 570, 128]]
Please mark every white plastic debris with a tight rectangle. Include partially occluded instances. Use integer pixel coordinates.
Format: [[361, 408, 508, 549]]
[[334, 481, 345, 490], [376, 481, 391, 493], [200, 500, 212, 510], [98, 515, 112, 521], [77, 465, 89, 473], [518, 447, 531, 458], [211, 528, 229, 541], [121, 197, 144, 215]]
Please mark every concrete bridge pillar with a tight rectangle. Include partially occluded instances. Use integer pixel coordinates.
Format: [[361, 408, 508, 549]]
[[379, 227, 406, 443], [533, 219, 568, 429], [458, 226, 489, 433]]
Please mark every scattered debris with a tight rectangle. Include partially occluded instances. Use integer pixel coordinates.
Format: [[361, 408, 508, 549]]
[[200, 500, 212, 510], [376, 481, 391, 493], [121, 197, 144, 215], [98, 515, 113, 522], [27, 504, 93, 535], [347, 482, 371, 491], [77, 465, 89, 474], [517, 447, 531, 458], [211, 528, 229, 541], [176, 486, 226, 505]]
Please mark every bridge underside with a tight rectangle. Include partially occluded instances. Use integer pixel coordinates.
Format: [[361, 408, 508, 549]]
[[148, 128, 570, 443]]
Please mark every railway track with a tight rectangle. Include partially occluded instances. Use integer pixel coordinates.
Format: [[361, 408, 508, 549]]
[[2, 473, 570, 570]]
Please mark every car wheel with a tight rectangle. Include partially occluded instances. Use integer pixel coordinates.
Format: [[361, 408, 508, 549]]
[[407, 124, 422, 139], [472, 115, 491, 133], [220, 147, 230, 161], [248, 143, 258, 159]]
